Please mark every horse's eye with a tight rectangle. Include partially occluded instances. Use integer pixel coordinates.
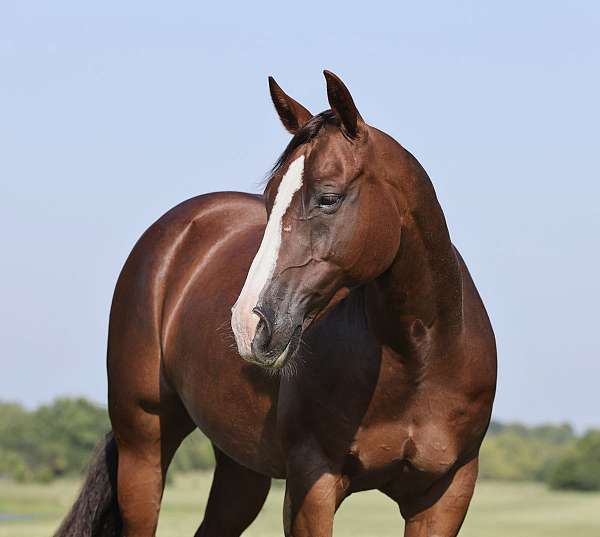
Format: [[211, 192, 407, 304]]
[[317, 193, 342, 208]]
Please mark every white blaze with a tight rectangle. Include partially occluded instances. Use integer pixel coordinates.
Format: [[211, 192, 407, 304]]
[[231, 155, 305, 358]]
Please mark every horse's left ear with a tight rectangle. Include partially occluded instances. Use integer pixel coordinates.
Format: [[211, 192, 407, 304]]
[[269, 76, 313, 134], [323, 70, 366, 139]]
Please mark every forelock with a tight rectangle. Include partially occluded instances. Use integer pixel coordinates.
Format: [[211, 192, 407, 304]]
[[265, 110, 338, 195]]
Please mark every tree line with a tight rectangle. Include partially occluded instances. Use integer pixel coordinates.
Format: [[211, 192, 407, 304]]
[[1, 398, 598, 491]]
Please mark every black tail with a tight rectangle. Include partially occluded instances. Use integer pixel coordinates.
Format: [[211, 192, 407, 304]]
[[54, 431, 122, 537]]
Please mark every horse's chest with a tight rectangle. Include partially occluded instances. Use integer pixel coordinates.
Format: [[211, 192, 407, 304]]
[[290, 317, 485, 487], [344, 420, 460, 486]]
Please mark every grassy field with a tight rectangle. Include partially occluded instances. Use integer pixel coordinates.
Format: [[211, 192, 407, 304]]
[[1, 473, 599, 537]]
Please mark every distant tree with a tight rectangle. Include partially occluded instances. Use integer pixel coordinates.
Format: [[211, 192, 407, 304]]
[[171, 431, 215, 472], [548, 430, 600, 491], [0, 398, 109, 481], [0, 398, 213, 482], [0, 402, 36, 481], [1, 399, 594, 487], [479, 422, 576, 481], [31, 398, 110, 478]]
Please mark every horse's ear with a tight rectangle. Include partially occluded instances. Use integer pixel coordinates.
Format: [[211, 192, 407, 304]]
[[268, 76, 313, 135], [323, 70, 366, 139]]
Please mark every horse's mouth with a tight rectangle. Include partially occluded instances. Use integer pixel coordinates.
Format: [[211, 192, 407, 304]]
[[267, 295, 346, 370], [269, 325, 303, 369], [242, 324, 303, 370]]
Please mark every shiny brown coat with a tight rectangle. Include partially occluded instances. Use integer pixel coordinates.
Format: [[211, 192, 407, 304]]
[[57, 71, 496, 537]]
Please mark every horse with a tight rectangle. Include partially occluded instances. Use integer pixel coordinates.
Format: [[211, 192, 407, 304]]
[[55, 71, 496, 537]]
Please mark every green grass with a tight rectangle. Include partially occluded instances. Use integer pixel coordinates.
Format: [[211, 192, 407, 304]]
[[1, 474, 599, 537]]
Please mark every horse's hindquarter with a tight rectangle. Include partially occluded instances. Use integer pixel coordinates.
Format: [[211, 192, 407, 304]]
[[108, 192, 286, 477]]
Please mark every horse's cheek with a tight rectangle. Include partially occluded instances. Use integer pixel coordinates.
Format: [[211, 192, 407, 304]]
[[363, 195, 401, 276]]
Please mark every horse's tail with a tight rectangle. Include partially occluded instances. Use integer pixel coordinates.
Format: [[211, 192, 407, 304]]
[[54, 431, 121, 537]]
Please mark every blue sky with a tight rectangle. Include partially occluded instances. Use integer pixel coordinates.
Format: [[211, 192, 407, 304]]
[[1, 2, 598, 429]]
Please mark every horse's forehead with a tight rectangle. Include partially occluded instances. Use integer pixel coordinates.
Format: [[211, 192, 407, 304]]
[[306, 135, 356, 183], [309, 153, 344, 179]]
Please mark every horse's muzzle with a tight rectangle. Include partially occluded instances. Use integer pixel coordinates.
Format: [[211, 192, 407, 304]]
[[248, 305, 302, 368]]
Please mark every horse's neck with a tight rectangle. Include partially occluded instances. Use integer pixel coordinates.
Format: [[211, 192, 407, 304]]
[[366, 161, 463, 354]]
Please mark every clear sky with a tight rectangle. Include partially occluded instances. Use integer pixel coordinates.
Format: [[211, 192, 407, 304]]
[[1, 2, 598, 430]]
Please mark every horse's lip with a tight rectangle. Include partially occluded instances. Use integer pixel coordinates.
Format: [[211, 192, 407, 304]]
[[248, 325, 302, 370], [271, 325, 302, 369], [245, 302, 332, 370], [271, 341, 293, 369]]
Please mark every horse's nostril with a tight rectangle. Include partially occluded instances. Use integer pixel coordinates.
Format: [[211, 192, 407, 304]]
[[252, 306, 272, 346], [251, 307, 275, 362]]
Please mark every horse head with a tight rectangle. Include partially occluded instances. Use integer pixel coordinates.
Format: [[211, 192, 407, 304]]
[[231, 71, 405, 368]]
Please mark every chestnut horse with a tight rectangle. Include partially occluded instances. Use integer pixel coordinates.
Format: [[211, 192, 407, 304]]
[[56, 71, 496, 537]]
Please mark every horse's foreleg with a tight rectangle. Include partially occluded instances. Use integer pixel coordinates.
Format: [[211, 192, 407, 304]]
[[195, 446, 271, 537], [283, 441, 346, 537], [393, 457, 479, 537]]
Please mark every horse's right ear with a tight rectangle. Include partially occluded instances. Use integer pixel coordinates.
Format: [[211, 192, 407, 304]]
[[268, 76, 313, 135], [323, 70, 366, 140]]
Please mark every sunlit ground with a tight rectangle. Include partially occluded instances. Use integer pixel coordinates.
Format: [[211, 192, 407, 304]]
[[1, 473, 599, 537]]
